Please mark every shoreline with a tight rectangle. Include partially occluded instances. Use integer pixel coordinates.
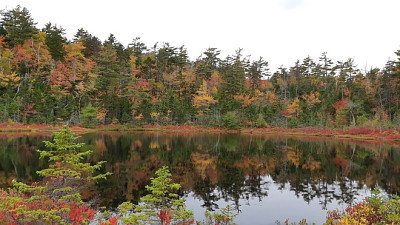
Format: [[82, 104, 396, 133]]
[[0, 123, 399, 142]]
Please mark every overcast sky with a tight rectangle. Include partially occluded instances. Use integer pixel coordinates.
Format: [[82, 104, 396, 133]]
[[2, 0, 399, 71]]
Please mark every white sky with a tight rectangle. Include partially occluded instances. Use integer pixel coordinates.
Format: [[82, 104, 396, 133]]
[[1, 0, 400, 72]]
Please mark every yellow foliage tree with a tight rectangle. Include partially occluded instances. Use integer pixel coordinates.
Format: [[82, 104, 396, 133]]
[[234, 94, 256, 106], [0, 72, 21, 87], [302, 91, 321, 110], [209, 71, 222, 95], [0, 38, 20, 86], [193, 79, 217, 115], [0, 47, 13, 75], [26, 32, 52, 72], [65, 42, 85, 60], [284, 98, 302, 118], [266, 91, 277, 106]]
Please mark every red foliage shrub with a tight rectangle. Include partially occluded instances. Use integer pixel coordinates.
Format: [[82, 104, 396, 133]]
[[326, 199, 384, 224], [333, 156, 348, 168], [0, 189, 96, 224], [101, 217, 119, 225], [333, 98, 349, 111]]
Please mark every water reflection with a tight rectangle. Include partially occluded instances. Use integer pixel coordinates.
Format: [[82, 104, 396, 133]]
[[0, 132, 399, 223]]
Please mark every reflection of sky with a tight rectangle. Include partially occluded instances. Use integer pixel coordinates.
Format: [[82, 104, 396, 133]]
[[185, 176, 371, 225]]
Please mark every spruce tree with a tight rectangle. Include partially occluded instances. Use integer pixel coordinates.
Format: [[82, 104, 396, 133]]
[[37, 126, 111, 198], [42, 23, 67, 61], [80, 103, 98, 128], [0, 5, 38, 46]]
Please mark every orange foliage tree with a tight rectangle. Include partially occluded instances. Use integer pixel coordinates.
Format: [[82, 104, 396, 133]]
[[192, 79, 217, 117], [283, 98, 302, 119]]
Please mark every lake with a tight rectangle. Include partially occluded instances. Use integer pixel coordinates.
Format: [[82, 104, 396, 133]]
[[0, 132, 399, 224]]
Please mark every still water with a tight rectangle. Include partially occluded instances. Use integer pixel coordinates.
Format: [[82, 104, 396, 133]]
[[0, 132, 399, 224]]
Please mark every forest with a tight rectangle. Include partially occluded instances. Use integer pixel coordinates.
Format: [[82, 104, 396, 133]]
[[0, 6, 400, 129]]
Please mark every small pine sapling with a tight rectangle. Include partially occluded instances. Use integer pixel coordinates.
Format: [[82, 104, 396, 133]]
[[36, 126, 111, 199], [118, 166, 194, 225]]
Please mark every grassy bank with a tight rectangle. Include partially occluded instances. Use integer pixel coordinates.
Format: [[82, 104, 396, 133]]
[[1, 122, 400, 142], [242, 127, 400, 141]]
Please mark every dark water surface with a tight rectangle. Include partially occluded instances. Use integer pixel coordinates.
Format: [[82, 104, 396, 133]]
[[1, 132, 400, 224]]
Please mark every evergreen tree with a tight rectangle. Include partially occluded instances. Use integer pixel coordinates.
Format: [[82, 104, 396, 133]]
[[118, 166, 194, 225], [35, 126, 111, 204], [42, 23, 67, 61], [0, 23, 6, 37], [128, 37, 148, 72], [74, 28, 102, 58], [219, 49, 247, 112], [195, 48, 221, 81], [156, 42, 180, 77], [255, 113, 268, 128], [318, 52, 335, 78], [80, 103, 98, 128], [223, 112, 240, 129], [0, 5, 38, 46], [95, 38, 120, 90], [248, 57, 269, 91]]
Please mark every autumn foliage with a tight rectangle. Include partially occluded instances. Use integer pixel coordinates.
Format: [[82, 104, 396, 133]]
[[0, 6, 399, 129], [0, 189, 96, 225], [326, 191, 400, 225]]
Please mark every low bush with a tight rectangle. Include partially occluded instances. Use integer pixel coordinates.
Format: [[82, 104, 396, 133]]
[[326, 190, 400, 224]]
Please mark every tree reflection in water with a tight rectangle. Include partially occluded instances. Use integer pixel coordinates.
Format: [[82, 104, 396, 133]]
[[0, 132, 399, 216]]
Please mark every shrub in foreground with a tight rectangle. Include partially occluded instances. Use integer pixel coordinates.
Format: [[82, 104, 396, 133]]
[[326, 190, 400, 224], [111, 166, 194, 225], [0, 126, 108, 224]]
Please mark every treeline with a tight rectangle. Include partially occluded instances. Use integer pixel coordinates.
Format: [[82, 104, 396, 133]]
[[0, 6, 399, 128]]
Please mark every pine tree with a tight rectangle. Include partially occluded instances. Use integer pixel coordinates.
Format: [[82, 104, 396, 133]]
[[74, 28, 102, 58], [223, 112, 240, 129], [42, 23, 67, 61], [255, 113, 267, 128], [0, 5, 38, 46], [118, 166, 194, 225], [219, 49, 247, 112], [195, 48, 221, 81], [80, 103, 98, 128], [248, 57, 269, 91], [37, 126, 111, 197]]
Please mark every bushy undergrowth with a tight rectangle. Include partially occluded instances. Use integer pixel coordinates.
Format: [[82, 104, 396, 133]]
[[326, 190, 400, 225]]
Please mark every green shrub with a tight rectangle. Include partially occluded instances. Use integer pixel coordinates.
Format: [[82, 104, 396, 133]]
[[117, 166, 194, 225], [80, 103, 98, 128], [356, 114, 369, 126], [202, 205, 238, 225], [393, 112, 400, 127], [223, 112, 240, 129], [255, 113, 268, 128]]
